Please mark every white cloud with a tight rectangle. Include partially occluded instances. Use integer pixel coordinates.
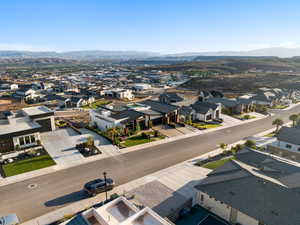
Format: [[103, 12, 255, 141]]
[[0, 43, 54, 51], [278, 42, 300, 48]]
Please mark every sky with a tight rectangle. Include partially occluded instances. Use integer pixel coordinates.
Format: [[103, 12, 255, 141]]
[[1, 0, 300, 53]]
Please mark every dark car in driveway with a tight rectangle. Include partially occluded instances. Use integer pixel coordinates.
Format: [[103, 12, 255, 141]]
[[84, 178, 114, 197]]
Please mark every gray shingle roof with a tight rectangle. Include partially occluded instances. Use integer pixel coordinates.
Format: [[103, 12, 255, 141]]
[[195, 149, 300, 225], [207, 97, 238, 108], [141, 100, 178, 114], [277, 126, 300, 145], [110, 110, 144, 124], [191, 101, 219, 114], [159, 92, 183, 102]]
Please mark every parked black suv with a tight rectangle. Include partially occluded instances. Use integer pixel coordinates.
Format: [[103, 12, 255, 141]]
[[84, 178, 114, 197]]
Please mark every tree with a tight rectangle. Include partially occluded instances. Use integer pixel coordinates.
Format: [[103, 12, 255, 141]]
[[219, 143, 227, 150], [245, 140, 256, 149], [289, 114, 299, 127], [272, 118, 284, 132], [86, 136, 94, 148]]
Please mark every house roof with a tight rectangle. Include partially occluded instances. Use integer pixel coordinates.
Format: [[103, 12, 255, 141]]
[[141, 100, 178, 114], [179, 106, 193, 116], [22, 106, 54, 116], [45, 94, 67, 101], [110, 110, 144, 124], [159, 92, 184, 102], [195, 149, 300, 225], [191, 101, 219, 114], [207, 97, 238, 108], [277, 126, 300, 145]]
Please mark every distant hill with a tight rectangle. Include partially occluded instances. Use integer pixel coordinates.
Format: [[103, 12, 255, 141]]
[[139, 57, 300, 74], [0, 50, 160, 60], [167, 47, 300, 58]]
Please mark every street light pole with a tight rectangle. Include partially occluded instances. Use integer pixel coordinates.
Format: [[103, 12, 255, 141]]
[[103, 171, 108, 201]]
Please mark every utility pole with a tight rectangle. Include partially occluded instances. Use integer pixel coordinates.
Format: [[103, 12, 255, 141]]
[[103, 171, 108, 201]]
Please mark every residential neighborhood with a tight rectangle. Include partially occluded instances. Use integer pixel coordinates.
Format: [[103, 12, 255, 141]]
[[3, 1, 300, 225]]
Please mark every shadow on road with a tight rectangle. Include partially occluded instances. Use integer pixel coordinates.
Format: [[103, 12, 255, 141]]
[[44, 190, 87, 207]]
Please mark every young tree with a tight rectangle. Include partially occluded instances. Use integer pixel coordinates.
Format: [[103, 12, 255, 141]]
[[244, 140, 256, 149], [86, 136, 94, 148], [272, 118, 284, 133], [289, 114, 299, 127], [219, 143, 227, 150]]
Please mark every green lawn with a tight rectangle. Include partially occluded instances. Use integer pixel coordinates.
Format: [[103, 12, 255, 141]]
[[2, 154, 56, 177], [82, 100, 111, 109], [272, 104, 288, 109], [234, 114, 256, 120], [191, 122, 222, 129], [264, 132, 276, 137], [122, 134, 164, 147], [202, 157, 235, 170]]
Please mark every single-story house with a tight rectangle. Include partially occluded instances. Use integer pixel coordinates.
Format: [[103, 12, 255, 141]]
[[179, 101, 221, 122], [90, 109, 145, 131], [105, 88, 134, 100], [207, 97, 254, 114], [195, 148, 300, 225], [268, 126, 300, 161], [159, 92, 184, 104], [90, 100, 180, 131], [0, 106, 55, 153]]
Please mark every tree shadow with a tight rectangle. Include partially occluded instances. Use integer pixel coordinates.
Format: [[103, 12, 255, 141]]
[[44, 190, 87, 207]]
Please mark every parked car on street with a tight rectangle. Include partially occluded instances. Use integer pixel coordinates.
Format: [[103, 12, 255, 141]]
[[0, 214, 19, 225], [84, 178, 114, 197]]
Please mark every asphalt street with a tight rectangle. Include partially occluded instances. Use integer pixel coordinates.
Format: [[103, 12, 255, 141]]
[[0, 106, 299, 222]]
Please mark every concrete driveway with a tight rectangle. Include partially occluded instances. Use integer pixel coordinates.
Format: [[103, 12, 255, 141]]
[[41, 128, 87, 166]]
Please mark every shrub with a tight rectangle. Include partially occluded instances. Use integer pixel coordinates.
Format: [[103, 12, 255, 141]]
[[243, 115, 251, 120], [141, 132, 148, 139], [245, 140, 256, 149], [154, 130, 159, 137]]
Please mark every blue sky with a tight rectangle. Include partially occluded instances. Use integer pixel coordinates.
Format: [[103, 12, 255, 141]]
[[1, 0, 300, 53]]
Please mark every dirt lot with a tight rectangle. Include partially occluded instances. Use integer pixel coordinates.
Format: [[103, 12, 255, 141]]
[[181, 73, 300, 95]]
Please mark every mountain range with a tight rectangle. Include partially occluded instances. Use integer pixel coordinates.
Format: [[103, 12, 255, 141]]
[[1, 47, 300, 60]]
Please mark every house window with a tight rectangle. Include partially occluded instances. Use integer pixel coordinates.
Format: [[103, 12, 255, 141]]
[[19, 137, 25, 146], [286, 144, 292, 149], [201, 194, 204, 201], [30, 135, 36, 143], [25, 136, 30, 144]]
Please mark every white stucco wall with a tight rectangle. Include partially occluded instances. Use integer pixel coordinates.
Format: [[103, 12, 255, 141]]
[[195, 191, 231, 221], [195, 191, 259, 225], [237, 210, 259, 225], [272, 140, 300, 153]]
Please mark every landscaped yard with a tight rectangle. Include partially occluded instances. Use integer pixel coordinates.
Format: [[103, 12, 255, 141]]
[[264, 132, 277, 137], [2, 154, 56, 177], [272, 104, 288, 109], [201, 156, 235, 170], [190, 122, 222, 129], [121, 133, 165, 147], [233, 114, 256, 120], [82, 99, 111, 109]]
